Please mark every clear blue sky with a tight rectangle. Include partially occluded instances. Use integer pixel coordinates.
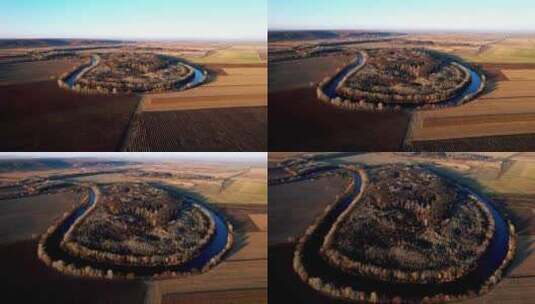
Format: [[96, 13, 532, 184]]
[[1, 0, 266, 41], [269, 0, 535, 32], [0, 153, 267, 163]]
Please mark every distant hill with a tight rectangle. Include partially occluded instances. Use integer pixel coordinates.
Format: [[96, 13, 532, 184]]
[[0, 158, 134, 172], [0, 159, 73, 172], [0, 39, 125, 49], [268, 30, 400, 42]]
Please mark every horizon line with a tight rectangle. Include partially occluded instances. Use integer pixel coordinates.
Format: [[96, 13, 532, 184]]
[[268, 27, 535, 35], [0, 36, 267, 43]]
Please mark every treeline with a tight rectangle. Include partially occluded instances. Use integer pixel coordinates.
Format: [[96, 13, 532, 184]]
[[317, 49, 486, 112], [292, 166, 517, 303], [37, 185, 235, 279]]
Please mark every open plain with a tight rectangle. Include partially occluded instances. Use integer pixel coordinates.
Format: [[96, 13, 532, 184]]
[[0, 155, 267, 304], [269, 152, 534, 303], [0, 40, 266, 151], [269, 30, 535, 151]]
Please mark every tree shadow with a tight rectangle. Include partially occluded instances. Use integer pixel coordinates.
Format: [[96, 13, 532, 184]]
[[226, 230, 250, 259], [150, 182, 251, 259], [422, 163, 534, 275], [509, 236, 534, 275], [431, 51, 499, 99]]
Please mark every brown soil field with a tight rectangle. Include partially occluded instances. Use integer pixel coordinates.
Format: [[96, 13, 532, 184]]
[[0, 80, 140, 151], [163, 288, 267, 304], [145, 94, 266, 111], [269, 54, 410, 150], [269, 87, 410, 151], [502, 69, 535, 80], [0, 192, 80, 244], [152, 202, 267, 304], [269, 243, 340, 304], [268, 55, 354, 93], [268, 173, 351, 245], [203, 63, 267, 69], [0, 59, 82, 85], [155, 259, 266, 303], [480, 63, 535, 70], [0, 239, 146, 304], [461, 191, 535, 304], [124, 106, 266, 151], [409, 133, 535, 151], [142, 67, 266, 112], [424, 113, 535, 128], [219, 204, 267, 233], [249, 214, 267, 232], [146, 85, 266, 99], [407, 78, 535, 150]]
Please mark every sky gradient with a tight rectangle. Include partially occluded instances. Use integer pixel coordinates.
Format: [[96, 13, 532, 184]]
[[269, 0, 535, 32], [1, 0, 266, 41], [0, 153, 266, 163]]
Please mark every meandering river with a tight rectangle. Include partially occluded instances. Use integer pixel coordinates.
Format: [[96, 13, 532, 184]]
[[298, 168, 510, 299], [322, 54, 483, 108], [64, 55, 206, 91], [44, 183, 230, 276]]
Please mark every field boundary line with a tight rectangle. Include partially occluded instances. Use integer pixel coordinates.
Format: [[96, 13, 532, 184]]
[[118, 94, 145, 151]]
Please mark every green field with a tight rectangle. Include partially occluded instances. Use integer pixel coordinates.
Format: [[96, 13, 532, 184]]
[[186, 47, 262, 64], [463, 38, 535, 63]]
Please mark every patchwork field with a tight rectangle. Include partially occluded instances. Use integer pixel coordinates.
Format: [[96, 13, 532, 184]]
[[407, 70, 535, 149], [463, 38, 535, 64], [183, 45, 266, 64], [0, 158, 267, 304], [117, 43, 267, 151], [0, 41, 266, 151], [268, 152, 535, 303], [192, 167, 267, 205], [158, 211, 267, 304], [269, 32, 535, 151], [269, 54, 410, 151], [150, 187, 267, 304], [142, 67, 266, 112]]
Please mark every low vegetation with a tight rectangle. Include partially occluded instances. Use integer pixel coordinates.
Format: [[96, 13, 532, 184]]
[[288, 161, 517, 303], [59, 52, 204, 94], [339, 49, 471, 105], [62, 183, 215, 267], [322, 164, 494, 284]]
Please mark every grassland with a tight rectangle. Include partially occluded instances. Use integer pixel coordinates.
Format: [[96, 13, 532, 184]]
[[463, 38, 535, 64], [182, 45, 265, 64]]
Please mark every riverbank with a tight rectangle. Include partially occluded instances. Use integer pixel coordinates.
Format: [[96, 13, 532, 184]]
[[316, 50, 486, 112], [290, 164, 516, 302], [37, 183, 234, 280]]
